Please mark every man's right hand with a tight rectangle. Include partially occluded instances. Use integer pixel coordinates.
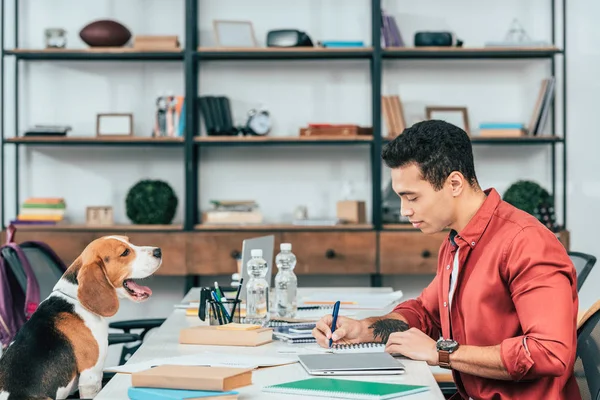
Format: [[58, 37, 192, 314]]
[[312, 314, 368, 348]]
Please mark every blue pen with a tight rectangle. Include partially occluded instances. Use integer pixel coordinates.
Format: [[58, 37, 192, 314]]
[[329, 300, 341, 348]]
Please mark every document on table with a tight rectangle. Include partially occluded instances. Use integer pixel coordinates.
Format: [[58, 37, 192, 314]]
[[104, 351, 297, 374], [298, 290, 403, 309]]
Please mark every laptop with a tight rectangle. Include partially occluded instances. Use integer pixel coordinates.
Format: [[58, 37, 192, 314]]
[[298, 353, 406, 376], [239, 235, 275, 301]]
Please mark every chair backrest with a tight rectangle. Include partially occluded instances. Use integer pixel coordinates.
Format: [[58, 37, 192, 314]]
[[0, 225, 68, 348], [569, 252, 597, 292], [575, 300, 600, 400]]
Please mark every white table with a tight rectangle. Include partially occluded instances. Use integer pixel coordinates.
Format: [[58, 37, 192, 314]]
[[97, 287, 445, 399]]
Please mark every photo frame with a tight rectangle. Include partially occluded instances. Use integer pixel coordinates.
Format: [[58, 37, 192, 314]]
[[425, 106, 470, 136], [213, 20, 257, 48], [96, 113, 133, 137]]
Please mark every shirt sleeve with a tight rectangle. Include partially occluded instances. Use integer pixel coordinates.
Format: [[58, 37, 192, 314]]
[[500, 226, 578, 381], [391, 272, 441, 339]]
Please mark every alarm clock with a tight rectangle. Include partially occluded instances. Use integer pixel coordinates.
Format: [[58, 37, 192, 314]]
[[245, 108, 271, 136]]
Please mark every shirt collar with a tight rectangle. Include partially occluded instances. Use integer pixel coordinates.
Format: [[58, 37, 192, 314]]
[[449, 188, 501, 249]]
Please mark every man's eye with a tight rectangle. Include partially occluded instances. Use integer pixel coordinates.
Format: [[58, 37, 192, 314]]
[[120, 249, 130, 257], [407, 197, 417, 202]]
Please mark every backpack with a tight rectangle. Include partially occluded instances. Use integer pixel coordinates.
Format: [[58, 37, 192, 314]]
[[0, 224, 67, 349]]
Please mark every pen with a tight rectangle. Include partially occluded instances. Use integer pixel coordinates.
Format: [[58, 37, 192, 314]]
[[229, 277, 243, 323], [329, 300, 341, 348], [214, 281, 227, 300], [213, 290, 231, 322]]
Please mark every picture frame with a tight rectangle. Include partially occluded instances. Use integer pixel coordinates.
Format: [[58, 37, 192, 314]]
[[425, 106, 470, 136], [96, 113, 133, 137], [213, 20, 257, 48]]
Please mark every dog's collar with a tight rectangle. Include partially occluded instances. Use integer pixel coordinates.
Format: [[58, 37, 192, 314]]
[[52, 288, 79, 303]]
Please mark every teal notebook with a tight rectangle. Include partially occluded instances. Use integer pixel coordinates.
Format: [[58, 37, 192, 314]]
[[263, 378, 429, 399], [128, 387, 238, 400]]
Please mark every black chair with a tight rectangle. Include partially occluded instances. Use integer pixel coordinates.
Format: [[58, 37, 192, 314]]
[[569, 252, 597, 292], [574, 301, 600, 400]]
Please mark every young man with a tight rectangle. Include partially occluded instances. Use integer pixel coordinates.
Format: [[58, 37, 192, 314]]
[[312, 120, 580, 399]]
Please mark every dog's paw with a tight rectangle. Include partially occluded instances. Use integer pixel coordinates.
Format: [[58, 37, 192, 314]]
[[78, 382, 101, 399]]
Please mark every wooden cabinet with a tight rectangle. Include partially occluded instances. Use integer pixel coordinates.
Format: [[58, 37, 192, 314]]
[[379, 231, 447, 274], [280, 232, 376, 274], [188, 232, 282, 275]]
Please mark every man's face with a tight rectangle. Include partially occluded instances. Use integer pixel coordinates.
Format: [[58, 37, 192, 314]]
[[391, 163, 455, 234]]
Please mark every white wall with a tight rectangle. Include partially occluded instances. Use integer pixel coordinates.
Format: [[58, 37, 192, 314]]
[[1, 0, 599, 364]]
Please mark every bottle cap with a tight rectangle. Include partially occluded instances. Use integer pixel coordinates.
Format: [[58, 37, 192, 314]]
[[280, 243, 292, 251], [251, 249, 263, 257]]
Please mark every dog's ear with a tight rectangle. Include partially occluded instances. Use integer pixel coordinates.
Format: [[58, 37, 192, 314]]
[[77, 258, 119, 317]]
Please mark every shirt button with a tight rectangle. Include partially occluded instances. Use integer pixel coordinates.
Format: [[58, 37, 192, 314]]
[[446, 265, 450, 270], [471, 241, 476, 246], [443, 301, 447, 307]]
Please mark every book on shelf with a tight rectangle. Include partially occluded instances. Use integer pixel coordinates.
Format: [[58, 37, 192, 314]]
[[380, 9, 405, 48], [203, 200, 263, 224]]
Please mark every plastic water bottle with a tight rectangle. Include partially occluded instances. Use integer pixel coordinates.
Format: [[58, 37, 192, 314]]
[[274, 243, 298, 318], [245, 249, 270, 326]]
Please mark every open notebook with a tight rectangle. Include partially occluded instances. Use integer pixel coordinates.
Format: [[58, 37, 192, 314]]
[[263, 378, 429, 399]]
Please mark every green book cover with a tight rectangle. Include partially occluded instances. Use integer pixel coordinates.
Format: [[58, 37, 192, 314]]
[[263, 378, 429, 399]]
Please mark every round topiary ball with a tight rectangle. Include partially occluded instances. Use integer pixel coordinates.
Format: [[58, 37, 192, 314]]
[[503, 180, 552, 216], [126, 180, 178, 224]]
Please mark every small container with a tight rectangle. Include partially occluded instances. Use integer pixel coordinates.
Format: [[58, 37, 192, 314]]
[[45, 28, 67, 48], [208, 298, 241, 326]]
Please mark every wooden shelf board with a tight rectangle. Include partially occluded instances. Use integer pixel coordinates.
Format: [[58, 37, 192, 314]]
[[10, 224, 184, 232], [198, 47, 372, 53], [195, 135, 373, 144], [383, 46, 562, 59], [5, 136, 184, 145], [7, 48, 182, 54], [195, 223, 374, 231]]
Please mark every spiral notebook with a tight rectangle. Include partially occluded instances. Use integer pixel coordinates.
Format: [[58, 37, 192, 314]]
[[331, 343, 386, 354], [263, 378, 429, 399]]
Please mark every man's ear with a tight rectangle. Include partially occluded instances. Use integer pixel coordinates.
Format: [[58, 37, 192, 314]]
[[77, 259, 119, 317], [448, 171, 465, 197]]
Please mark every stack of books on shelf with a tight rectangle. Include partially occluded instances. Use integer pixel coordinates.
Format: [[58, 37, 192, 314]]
[[380, 9, 404, 47], [12, 197, 66, 226], [202, 200, 263, 225]]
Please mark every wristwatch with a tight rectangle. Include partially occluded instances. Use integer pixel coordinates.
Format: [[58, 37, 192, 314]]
[[437, 338, 459, 369]]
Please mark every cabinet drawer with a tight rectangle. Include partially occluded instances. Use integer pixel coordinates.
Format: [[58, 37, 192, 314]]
[[379, 231, 447, 274], [189, 232, 282, 275], [280, 232, 376, 274]]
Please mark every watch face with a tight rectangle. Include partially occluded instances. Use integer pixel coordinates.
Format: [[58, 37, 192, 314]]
[[437, 339, 457, 351]]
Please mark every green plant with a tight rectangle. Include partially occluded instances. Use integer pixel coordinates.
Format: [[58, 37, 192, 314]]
[[503, 180, 558, 231], [125, 179, 178, 224]]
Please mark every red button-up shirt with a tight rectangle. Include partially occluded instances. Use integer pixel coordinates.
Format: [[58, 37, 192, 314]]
[[393, 188, 580, 400]]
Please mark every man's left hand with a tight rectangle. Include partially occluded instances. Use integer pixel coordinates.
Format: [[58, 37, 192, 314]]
[[385, 327, 439, 366]]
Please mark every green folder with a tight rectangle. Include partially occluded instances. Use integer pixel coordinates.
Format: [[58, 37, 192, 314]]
[[263, 378, 429, 399]]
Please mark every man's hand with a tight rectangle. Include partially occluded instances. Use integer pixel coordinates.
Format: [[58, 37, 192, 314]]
[[385, 327, 439, 366], [312, 315, 367, 348]]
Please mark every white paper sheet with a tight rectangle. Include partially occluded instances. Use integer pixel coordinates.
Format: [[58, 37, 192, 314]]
[[298, 290, 403, 310], [104, 352, 297, 374]]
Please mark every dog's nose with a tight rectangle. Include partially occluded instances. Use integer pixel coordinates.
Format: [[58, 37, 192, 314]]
[[152, 248, 162, 258]]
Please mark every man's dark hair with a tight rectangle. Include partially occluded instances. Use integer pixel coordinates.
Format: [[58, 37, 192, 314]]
[[381, 119, 478, 191]]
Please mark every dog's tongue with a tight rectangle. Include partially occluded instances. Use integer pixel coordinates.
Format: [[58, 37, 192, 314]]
[[126, 279, 152, 296]]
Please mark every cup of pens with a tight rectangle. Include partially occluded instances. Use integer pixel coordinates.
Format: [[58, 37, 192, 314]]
[[208, 298, 241, 325]]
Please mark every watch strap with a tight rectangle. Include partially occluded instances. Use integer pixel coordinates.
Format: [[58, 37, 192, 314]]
[[439, 350, 451, 369]]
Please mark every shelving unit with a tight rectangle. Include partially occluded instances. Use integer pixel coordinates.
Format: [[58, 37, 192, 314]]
[[0, 0, 568, 286]]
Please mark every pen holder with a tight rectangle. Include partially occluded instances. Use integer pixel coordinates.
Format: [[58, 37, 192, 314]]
[[208, 298, 241, 325]]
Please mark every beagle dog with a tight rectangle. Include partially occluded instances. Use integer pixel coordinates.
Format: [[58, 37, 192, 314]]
[[0, 235, 162, 400]]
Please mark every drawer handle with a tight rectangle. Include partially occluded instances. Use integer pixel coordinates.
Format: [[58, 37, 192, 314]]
[[230, 250, 241, 259], [421, 250, 431, 258], [325, 249, 336, 259]]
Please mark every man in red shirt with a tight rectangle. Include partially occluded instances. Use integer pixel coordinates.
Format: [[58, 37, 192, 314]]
[[312, 120, 580, 399]]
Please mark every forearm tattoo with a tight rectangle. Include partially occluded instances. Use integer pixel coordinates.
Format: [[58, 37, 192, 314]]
[[368, 319, 409, 343]]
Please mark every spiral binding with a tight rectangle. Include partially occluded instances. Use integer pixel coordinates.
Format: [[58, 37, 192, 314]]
[[331, 342, 385, 352]]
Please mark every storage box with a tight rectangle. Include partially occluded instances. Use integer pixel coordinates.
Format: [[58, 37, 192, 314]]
[[336, 200, 366, 224], [179, 325, 273, 347]]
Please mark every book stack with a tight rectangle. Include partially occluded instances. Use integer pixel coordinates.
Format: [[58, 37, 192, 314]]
[[13, 197, 66, 226], [381, 95, 406, 138], [479, 123, 526, 137], [527, 77, 556, 136], [202, 200, 263, 225]]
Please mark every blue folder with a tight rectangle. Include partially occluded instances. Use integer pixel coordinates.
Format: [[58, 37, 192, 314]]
[[128, 387, 239, 400]]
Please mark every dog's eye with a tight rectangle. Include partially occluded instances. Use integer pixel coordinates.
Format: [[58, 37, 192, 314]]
[[120, 249, 130, 257]]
